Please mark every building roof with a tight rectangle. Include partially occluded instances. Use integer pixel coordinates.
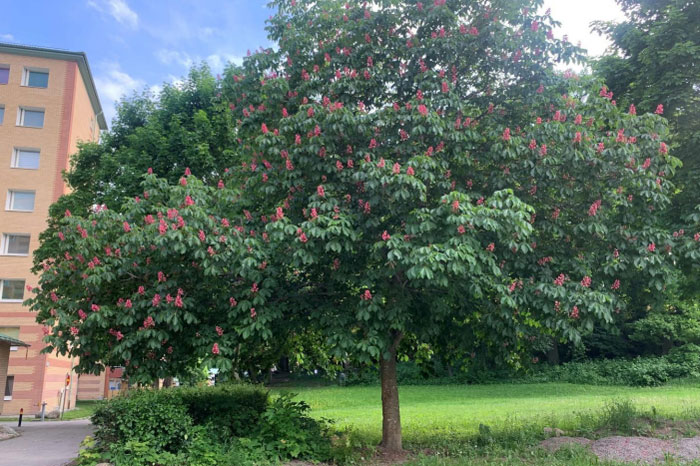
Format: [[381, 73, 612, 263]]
[[0, 333, 29, 348], [0, 42, 108, 130]]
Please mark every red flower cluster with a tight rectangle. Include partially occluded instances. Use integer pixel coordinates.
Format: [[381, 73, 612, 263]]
[[361, 289, 372, 300], [143, 316, 155, 329], [580, 276, 591, 288], [554, 274, 566, 286], [588, 200, 602, 216]]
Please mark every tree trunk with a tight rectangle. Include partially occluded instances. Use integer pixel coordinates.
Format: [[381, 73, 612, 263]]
[[547, 340, 560, 365], [380, 332, 403, 452]]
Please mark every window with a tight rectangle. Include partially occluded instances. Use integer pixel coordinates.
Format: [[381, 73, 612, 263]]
[[17, 107, 44, 128], [0, 279, 24, 302], [11, 148, 40, 169], [6, 190, 35, 212], [4, 376, 14, 400], [0, 105, 4, 125], [0, 327, 20, 352], [23, 68, 49, 88], [1, 234, 30, 255], [0, 66, 8, 85]]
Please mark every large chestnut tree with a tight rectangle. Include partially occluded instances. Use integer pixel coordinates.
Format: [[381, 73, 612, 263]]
[[29, 0, 697, 452]]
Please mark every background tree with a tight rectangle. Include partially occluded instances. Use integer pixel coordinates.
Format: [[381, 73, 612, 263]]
[[29, 0, 695, 453], [591, 0, 700, 359]]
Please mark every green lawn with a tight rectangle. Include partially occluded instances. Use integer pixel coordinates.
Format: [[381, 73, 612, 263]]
[[273, 380, 700, 464]]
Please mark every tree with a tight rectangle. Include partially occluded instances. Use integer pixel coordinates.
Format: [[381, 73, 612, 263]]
[[29, 0, 697, 453], [592, 0, 700, 357]]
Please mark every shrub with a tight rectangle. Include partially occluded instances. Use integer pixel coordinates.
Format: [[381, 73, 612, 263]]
[[254, 394, 334, 461], [89, 384, 337, 465], [91, 389, 192, 453], [173, 383, 268, 438]]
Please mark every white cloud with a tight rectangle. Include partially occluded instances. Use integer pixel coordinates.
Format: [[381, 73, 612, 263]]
[[88, 0, 138, 29], [156, 49, 242, 73], [155, 49, 195, 68], [94, 62, 145, 126], [543, 0, 626, 58], [0, 34, 15, 42]]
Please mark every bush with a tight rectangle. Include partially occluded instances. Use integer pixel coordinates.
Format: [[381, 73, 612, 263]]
[[91, 389, 192, 453], [88, 383, 338, 465], [254, 394, 334, 461], [174, 383, 268, 438]]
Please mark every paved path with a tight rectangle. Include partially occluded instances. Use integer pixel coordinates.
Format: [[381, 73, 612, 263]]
[[0, 419, 93, 466]]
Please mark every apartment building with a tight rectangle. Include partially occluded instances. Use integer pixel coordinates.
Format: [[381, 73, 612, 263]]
[[0, 43, 107, 415]]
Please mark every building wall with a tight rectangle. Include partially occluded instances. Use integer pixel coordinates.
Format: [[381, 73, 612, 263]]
[[0, 52, 98, 415], [77, 373, 105, 401]]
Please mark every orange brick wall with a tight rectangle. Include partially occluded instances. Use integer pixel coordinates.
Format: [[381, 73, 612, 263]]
[[0, 52, 98, 415]]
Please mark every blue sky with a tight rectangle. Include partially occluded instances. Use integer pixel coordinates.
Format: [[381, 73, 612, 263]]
[[2, 0, 625, 127]]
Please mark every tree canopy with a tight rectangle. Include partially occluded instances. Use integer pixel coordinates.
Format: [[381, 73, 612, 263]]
[[29, 0, 698, 452]]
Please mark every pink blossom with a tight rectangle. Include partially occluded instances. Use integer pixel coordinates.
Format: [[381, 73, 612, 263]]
[[184, 195, 195, 206], [180, 177, 187, 186], [571, 306, 579, 319], [229, 297, 237, 307], [540, 144, 547, 156], [659, 142, 668, 154], [407, 166, 415, 176], [78, 309, 87, 320], [502, 127, 511, 141], [573, 132, 582, 143], [70, 327, 79, 336], [629, 104, 637, 115], [143, 316, 155, 328], [250, 308, 257, 318], [418, 104, 428, 116], [655, 104, 664, 115], [212, 343, 220, 355], [362, 289, 372, 301], [317, 185, 325, 197], [611, 279, 620, 290], [159, 219, 168, 235], [486, 243, 495, 252], [392, 163, 401, 174], [554, 274, 566, 286], [695, 233, 700, 242], [580, 276, 591, 288], [642, 158, 651, 170], [457, 225, 466, 235], [648, 242, 656, 252], [382, 230, 391, 241], [184, 167, 191, 176], [216, 326, 224, 336], [138, 286, 145, 295], [441, 81, 449, 93], [152, 294, 161, 306], [588, 200, 602, 216], [123, 222, 131, 233], [261, 123, 269, 134], [65, 209, 72, 217]]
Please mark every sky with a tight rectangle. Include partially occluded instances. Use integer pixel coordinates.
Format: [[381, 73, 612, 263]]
[[2, 0, 627, 128]]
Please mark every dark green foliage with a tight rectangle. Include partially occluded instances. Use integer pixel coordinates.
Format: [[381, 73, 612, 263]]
[[253, 394, 335, 461], [91, 389, 192, 453], [87, 384, 335, 465], [175, 384, 269, 438]]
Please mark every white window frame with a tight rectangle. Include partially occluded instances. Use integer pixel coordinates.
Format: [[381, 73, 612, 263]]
[[6, 190, 36, 212], [0, 279, 25, 303], [11, 147, 40, 170], [1, 233, 31, 256], [22, 67, 49, 88], [3, 375, 14, 401], [16, 107, 45, 128]]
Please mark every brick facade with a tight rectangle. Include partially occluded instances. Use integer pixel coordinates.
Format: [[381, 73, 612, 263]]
[[0, 45, 105, 415]]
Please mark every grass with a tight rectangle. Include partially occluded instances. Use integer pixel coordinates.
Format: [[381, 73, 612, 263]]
[[0, 400, 99, 422], [272, 380, 700, 465], [61, 400, 100, 420]]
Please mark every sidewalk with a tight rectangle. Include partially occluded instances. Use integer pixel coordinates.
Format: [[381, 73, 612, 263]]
[[0, 419, 93, 466]]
